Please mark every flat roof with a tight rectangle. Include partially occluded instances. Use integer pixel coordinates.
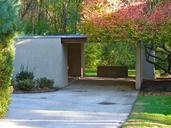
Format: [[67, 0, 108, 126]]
[[17, 34, 87, 39], [17, 34, 87, 43]]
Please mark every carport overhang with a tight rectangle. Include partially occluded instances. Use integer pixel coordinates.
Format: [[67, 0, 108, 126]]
[[61, 35, 87, 44], [62, 35, 155, 90]]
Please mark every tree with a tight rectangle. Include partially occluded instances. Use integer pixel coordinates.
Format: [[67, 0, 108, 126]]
[[85, 43, 101, 69], [20, 0, 83, 34], [0, 0, 18, 44], [80, 0, 137, 68], [80, 0, 171, 72]]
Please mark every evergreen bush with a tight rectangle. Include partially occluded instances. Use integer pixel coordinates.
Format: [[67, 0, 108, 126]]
[[0, 0, 17, 117]]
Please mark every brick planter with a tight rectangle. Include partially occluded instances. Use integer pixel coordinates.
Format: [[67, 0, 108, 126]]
[[97, 66, 128, 78]]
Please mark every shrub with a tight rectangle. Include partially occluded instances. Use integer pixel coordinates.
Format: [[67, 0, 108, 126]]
[[0, 0, 18, 117], [36, 77, 54, 89], [15, 66, 34, 82], [17, 79, 35, 91], [0, 86, 13, 118], [15, 68, 55, 91], [15, 67, 35, 91]]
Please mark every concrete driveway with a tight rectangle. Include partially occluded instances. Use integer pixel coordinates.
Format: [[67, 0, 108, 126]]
[[0, 79, 138, 128]]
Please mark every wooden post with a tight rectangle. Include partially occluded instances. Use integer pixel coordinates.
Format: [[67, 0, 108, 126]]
[[81, 43, 85, 77]]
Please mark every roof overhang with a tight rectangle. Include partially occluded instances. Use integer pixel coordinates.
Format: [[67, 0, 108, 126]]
[[16, 34, 88, 44], [61, 34, 87, 43], [61, 38, 87, 43]]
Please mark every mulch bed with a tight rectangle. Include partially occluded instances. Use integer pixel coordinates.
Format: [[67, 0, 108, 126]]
[[140, 91, 171, 96], [140, 78, 171, 96]]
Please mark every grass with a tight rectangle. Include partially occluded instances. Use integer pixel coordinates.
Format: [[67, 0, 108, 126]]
[[84, 69, 97, 76], [84, 69, 136, 77], [123, 96, 171, 128], [128, 69, 136, 77]]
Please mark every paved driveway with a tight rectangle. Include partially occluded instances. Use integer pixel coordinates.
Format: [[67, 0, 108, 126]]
[[0, 79, 138, 128]]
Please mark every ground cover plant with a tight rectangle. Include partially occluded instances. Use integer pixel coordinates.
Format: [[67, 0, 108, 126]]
[[35, 77, 54, 89]]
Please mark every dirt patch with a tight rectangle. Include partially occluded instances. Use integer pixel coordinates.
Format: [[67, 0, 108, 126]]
[[140, 91, 171, 96], [141, 79, 171, 96]]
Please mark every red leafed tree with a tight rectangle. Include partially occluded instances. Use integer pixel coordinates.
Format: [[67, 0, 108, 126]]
[[81, 0, 171, 45], [80, 0, 171, 73]]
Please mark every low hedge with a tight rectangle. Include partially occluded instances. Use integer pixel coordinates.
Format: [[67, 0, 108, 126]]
[[0, 86, 13, 118], [0, 43, 15, 118]]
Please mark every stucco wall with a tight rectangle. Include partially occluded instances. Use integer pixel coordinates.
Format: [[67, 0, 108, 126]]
[[136, 42, 155, 89], [14, 38, 68, 88]]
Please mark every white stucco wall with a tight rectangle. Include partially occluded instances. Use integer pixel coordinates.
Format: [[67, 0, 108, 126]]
[[14, 37, 68, 88]]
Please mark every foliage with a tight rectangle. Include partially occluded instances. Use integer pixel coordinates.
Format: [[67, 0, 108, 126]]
[[80, 0, 171, 71], [81, 21, 136, 69], [35, 77, 54, 89], [100, 43, 135, 68], [84, 69, 97, 76], [0, 0, 18, 44], [15, 67, 35, 91], [0, 86, 13, 118], [15, 68, 54, 91], [85, 43, 101, 69], [81, 0, 171, 44], [84, 43, 136, 69], [0, 0, 17, 117], [15, 66, 34, 82], [123, 96, 171, 128], [20, 0, 83, 35], [17, 79, 35, 91]]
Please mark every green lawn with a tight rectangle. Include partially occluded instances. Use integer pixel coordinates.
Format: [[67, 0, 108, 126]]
[[128, 69, 136, 77], [84, 69, 136, 77], [123, 96, 171, 128], [84, 69, 97, 76]]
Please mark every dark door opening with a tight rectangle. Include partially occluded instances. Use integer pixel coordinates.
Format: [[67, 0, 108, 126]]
[[68, 43, 82, 77]]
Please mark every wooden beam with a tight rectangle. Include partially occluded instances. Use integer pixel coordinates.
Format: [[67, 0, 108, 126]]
[[61, 38, 87, 43]]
